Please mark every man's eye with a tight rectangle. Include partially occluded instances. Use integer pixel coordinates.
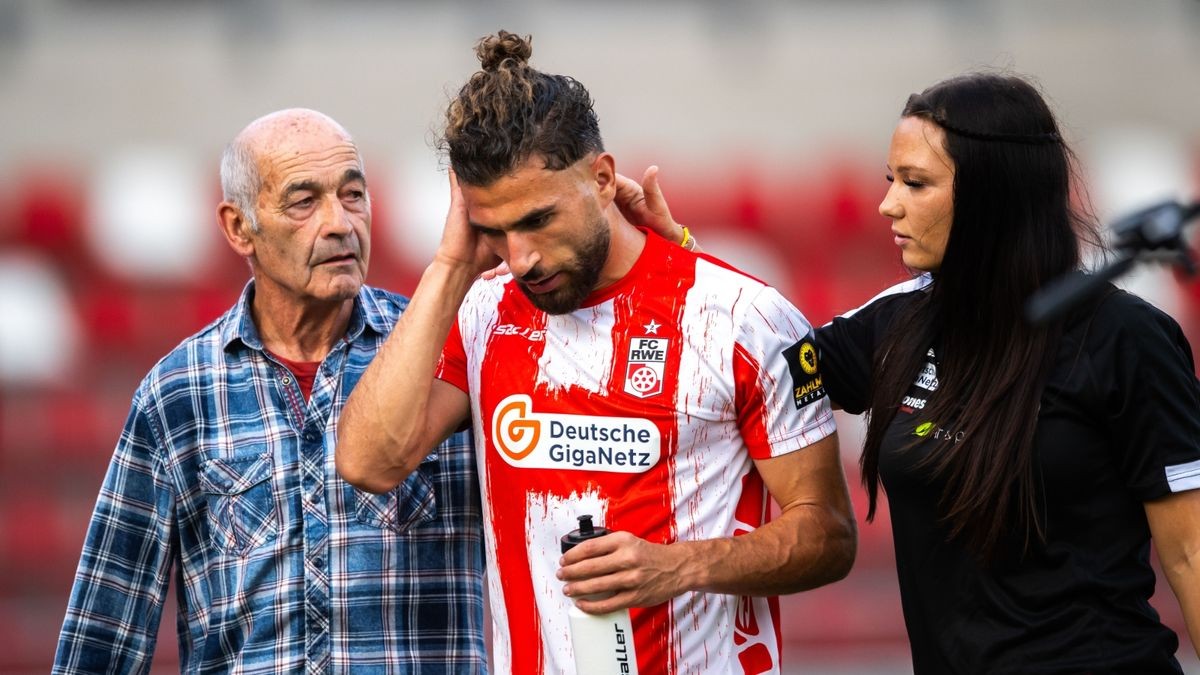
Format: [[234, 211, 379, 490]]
[[522, 214, 551, 231], [292, 197, 314, 209]]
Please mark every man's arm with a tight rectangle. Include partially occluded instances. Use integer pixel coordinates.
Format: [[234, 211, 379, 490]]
[[558, 433, 856, 612], [1146, 489, 1200, 658], [336, 171, 489, 493], [54, 398, 174, 674]]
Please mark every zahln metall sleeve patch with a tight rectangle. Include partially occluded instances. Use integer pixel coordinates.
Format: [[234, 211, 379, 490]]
[[783, 335, 826, 409]]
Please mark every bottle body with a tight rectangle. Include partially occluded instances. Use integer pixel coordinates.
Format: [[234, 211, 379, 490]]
[[568, 600, 638, 675], [561, 515, 639, 674]]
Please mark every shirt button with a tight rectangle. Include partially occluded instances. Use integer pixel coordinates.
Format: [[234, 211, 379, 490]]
[[282, 376, 292, 385], [313, 556, 324, 568], [304, 431, 318, 442]]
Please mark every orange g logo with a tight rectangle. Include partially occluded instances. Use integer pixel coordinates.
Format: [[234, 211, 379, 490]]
[[492, 396, 542, 461]]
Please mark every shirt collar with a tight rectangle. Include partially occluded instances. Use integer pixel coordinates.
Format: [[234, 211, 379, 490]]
[[221, 280, 388, 353]]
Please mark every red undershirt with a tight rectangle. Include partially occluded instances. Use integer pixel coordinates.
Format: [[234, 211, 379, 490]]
[[269, 352, 321, 401]]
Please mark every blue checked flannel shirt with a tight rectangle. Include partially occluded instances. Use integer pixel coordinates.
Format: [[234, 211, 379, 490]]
[[54, 282, 486, 674]]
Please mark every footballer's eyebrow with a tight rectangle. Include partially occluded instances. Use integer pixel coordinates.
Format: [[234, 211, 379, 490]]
[[470, 205, 556, 232]]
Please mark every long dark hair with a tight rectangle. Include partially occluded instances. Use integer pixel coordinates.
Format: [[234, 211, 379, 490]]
[[860, 73, 1098, 559]]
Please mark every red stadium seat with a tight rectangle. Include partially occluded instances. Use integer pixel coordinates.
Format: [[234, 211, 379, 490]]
[[7, 168, 87, 258]]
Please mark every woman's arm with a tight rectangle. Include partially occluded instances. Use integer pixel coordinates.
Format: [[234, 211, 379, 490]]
[[1146, 489, 1200, 658]]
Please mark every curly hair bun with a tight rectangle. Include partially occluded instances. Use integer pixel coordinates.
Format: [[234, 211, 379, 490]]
[[476, 31, 533, 71]]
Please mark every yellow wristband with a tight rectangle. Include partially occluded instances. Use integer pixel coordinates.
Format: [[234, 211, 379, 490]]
[[680, 226, 696, 251]]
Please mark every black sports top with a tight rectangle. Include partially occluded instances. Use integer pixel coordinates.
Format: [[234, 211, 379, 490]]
[[815, 276, 1200, 674]]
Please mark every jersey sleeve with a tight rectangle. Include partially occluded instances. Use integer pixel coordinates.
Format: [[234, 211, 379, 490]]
[[814, 314, 875, 415], [733, 286, 836, 460], [435, 317, 470, 395], [1095, 293, 1200, 500], [814, 278, 927, 414]]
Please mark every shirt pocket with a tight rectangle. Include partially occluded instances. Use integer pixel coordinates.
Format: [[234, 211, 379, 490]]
[[353, 454, 439, 534], [199, 452, 280, 555]]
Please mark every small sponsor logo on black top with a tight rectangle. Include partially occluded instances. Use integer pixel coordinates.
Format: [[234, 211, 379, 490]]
[[784, 335, 826, 409]]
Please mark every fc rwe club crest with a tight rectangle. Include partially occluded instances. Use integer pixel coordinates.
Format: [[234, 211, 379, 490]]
[[624, 335, 668, 399]]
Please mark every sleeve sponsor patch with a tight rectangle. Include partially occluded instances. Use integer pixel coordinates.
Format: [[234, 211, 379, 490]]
[[783, 334, 826, 409]]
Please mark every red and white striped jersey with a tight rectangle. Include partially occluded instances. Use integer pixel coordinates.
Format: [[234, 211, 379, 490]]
[[437, 231, 835, 674]]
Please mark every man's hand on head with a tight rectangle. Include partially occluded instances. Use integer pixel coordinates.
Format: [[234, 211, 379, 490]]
[[434, 169, 501, 275]]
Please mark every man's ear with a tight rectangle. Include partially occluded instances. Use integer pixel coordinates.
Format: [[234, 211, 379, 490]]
[[590, 152, 617, 206], [217, 202, 256, 257]]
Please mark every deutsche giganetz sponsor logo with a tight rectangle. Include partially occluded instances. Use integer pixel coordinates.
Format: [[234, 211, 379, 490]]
[[490, 395, 661, 472]]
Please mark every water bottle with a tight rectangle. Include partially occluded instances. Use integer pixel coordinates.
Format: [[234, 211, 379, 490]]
[[560, 515, 639, 675]]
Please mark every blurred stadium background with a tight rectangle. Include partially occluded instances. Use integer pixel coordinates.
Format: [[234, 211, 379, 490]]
[[1, 0, 1198, 672]]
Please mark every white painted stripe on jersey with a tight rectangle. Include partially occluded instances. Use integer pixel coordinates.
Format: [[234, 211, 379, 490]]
[[671, 258, 779, 673], [676, 259, 752, 540], [526, 490, 608, 675], [461, 278, 505, 384], [832, 272, 933, 322], [1166, 458, 1200, 492], [472, 410, 512, 673], [460, 279, 510, 671], [459, 283, 503, 442], [537, 302, 616, 395]]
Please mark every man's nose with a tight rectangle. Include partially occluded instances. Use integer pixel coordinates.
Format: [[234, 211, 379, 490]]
[[321, 197, 352, 236], [505, 232, 541, 278]]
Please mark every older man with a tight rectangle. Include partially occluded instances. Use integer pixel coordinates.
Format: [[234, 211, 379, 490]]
[[53, 109, 486, 673]]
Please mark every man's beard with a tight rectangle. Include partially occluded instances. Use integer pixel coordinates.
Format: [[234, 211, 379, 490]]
[[517, 214, 610, 315]]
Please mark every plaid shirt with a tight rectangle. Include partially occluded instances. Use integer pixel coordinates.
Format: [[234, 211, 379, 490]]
[[54, 282, 486, 674]]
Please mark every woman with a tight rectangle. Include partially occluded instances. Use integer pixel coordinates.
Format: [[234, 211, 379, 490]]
[[627, 73, 1200, 673]]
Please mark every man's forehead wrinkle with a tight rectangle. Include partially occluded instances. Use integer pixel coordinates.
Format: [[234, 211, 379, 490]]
[[266, 144, 363, 174], [260, 145, 365, 195]]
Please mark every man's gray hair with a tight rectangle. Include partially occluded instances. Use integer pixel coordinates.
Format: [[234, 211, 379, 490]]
[[220, 137, 262, 232]]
